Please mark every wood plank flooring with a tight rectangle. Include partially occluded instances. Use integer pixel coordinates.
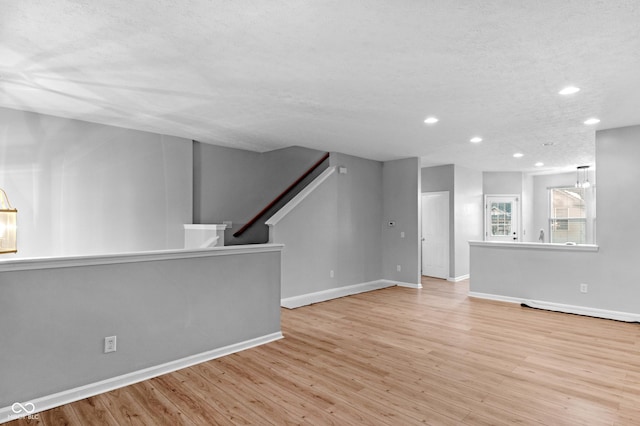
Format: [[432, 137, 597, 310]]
[[8, 277, 640, 425]]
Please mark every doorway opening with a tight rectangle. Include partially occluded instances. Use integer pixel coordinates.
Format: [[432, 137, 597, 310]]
[[421, 191, 449, 279]]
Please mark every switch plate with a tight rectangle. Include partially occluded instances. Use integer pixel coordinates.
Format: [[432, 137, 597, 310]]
[[104, 336, 117, 353], [400, 231, 405, 238]]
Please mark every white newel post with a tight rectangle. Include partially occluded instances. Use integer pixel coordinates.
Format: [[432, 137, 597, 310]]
[[183, 224, 228, 248]]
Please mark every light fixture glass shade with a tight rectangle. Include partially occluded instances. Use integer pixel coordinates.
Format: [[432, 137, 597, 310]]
[[575, 166, 591, 189], [0, 189, 17, 254]]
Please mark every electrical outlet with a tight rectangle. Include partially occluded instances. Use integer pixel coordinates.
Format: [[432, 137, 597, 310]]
[[580, 283, 588, 293], [330, 270, 334, 278], [104, 336, 117, 353], [400, 231, 405, 238], [396, 264, 401, 272]]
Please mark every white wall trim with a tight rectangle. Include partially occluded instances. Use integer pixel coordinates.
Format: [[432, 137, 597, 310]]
[[468, 291, 525, 304], [389, 280, 423, 289], [469, 240, 599, 252], [448, 274, 469, 282], [183, 224, 228, 231], [0, 244, 284, 272], [282, 280, 397, 309], [468, 292, 640, 322], [0, 332, 283, 424], [266, 166, 336, 226]]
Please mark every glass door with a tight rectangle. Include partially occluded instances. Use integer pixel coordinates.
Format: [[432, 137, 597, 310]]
[[485, 195, 520, 242]]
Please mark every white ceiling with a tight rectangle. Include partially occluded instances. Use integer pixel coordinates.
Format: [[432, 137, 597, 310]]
[[2, 1, 640, 172]]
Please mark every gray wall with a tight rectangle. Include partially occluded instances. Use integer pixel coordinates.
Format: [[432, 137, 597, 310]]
[[382, 157, 421, 284], [271, 153, 385, 298], [0, 107, 192, 258], [454, 165, 483, 278], [471, 124, 640, 315], [595, 125, 640, 304], [482, 172, 523, 195], [193, 143, 326, 244], [421, 164, 454, 194], [0, 248, 282, 407], [421, 164, 483, 279]]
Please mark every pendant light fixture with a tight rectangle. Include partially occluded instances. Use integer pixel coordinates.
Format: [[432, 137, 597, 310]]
[[0, 188, 17, 254], [575, 165, 591, 189]]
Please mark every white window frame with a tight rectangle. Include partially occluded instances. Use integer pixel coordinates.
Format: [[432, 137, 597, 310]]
[[548, 186, 587, 244]]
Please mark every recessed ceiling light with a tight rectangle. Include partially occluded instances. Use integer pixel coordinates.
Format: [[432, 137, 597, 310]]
[[584, 118, 601, 125], [542, 142, 555, 146], [423, 116, 439, 124], [535, 162, 544, 167], [470, 137, 482, 143], [559, 86, 580, 95], [513, 153, 524, 158]]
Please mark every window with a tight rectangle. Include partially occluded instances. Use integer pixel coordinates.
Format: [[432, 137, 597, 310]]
[[491, 202, 512, 236], [549, 187, 586, 243]]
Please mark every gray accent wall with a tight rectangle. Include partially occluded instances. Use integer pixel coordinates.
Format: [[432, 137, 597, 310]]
[[271, 153, 385, 298], [0, 107, 192, 258], [382, 157, 421, 284], [193, 142, 326, 244]]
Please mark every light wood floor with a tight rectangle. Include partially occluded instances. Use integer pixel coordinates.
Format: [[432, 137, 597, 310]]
[[9, 277, 640, 425]]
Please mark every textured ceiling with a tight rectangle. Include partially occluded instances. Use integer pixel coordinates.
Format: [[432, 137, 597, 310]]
[[2, 1, 640, 172]]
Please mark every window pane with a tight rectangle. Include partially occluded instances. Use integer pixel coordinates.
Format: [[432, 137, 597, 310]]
[[491, 202, 511, 236], [550, 219, 586, 243], [550, 188, 586, 243]]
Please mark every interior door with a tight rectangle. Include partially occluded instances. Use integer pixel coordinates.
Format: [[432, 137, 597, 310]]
[[421, 192, 449, 279], [485, 195, 520, 242]]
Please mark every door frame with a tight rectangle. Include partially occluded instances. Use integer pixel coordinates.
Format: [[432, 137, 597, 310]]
[[484, 194, 521, 242], [421, 191, 450, 279]]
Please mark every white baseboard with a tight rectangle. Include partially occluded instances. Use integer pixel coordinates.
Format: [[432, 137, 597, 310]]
[[448, 274, 469, 282], [388, 280, 422, 289], [0, 332, 283, 424], [468, 292, 640, 322], [468, 291, 524, 304], [282, 280, 399, 309]]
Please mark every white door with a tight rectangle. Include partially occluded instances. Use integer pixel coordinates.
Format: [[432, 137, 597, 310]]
[[485, 195, 520, 242], [421, 192, 449, 279]]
